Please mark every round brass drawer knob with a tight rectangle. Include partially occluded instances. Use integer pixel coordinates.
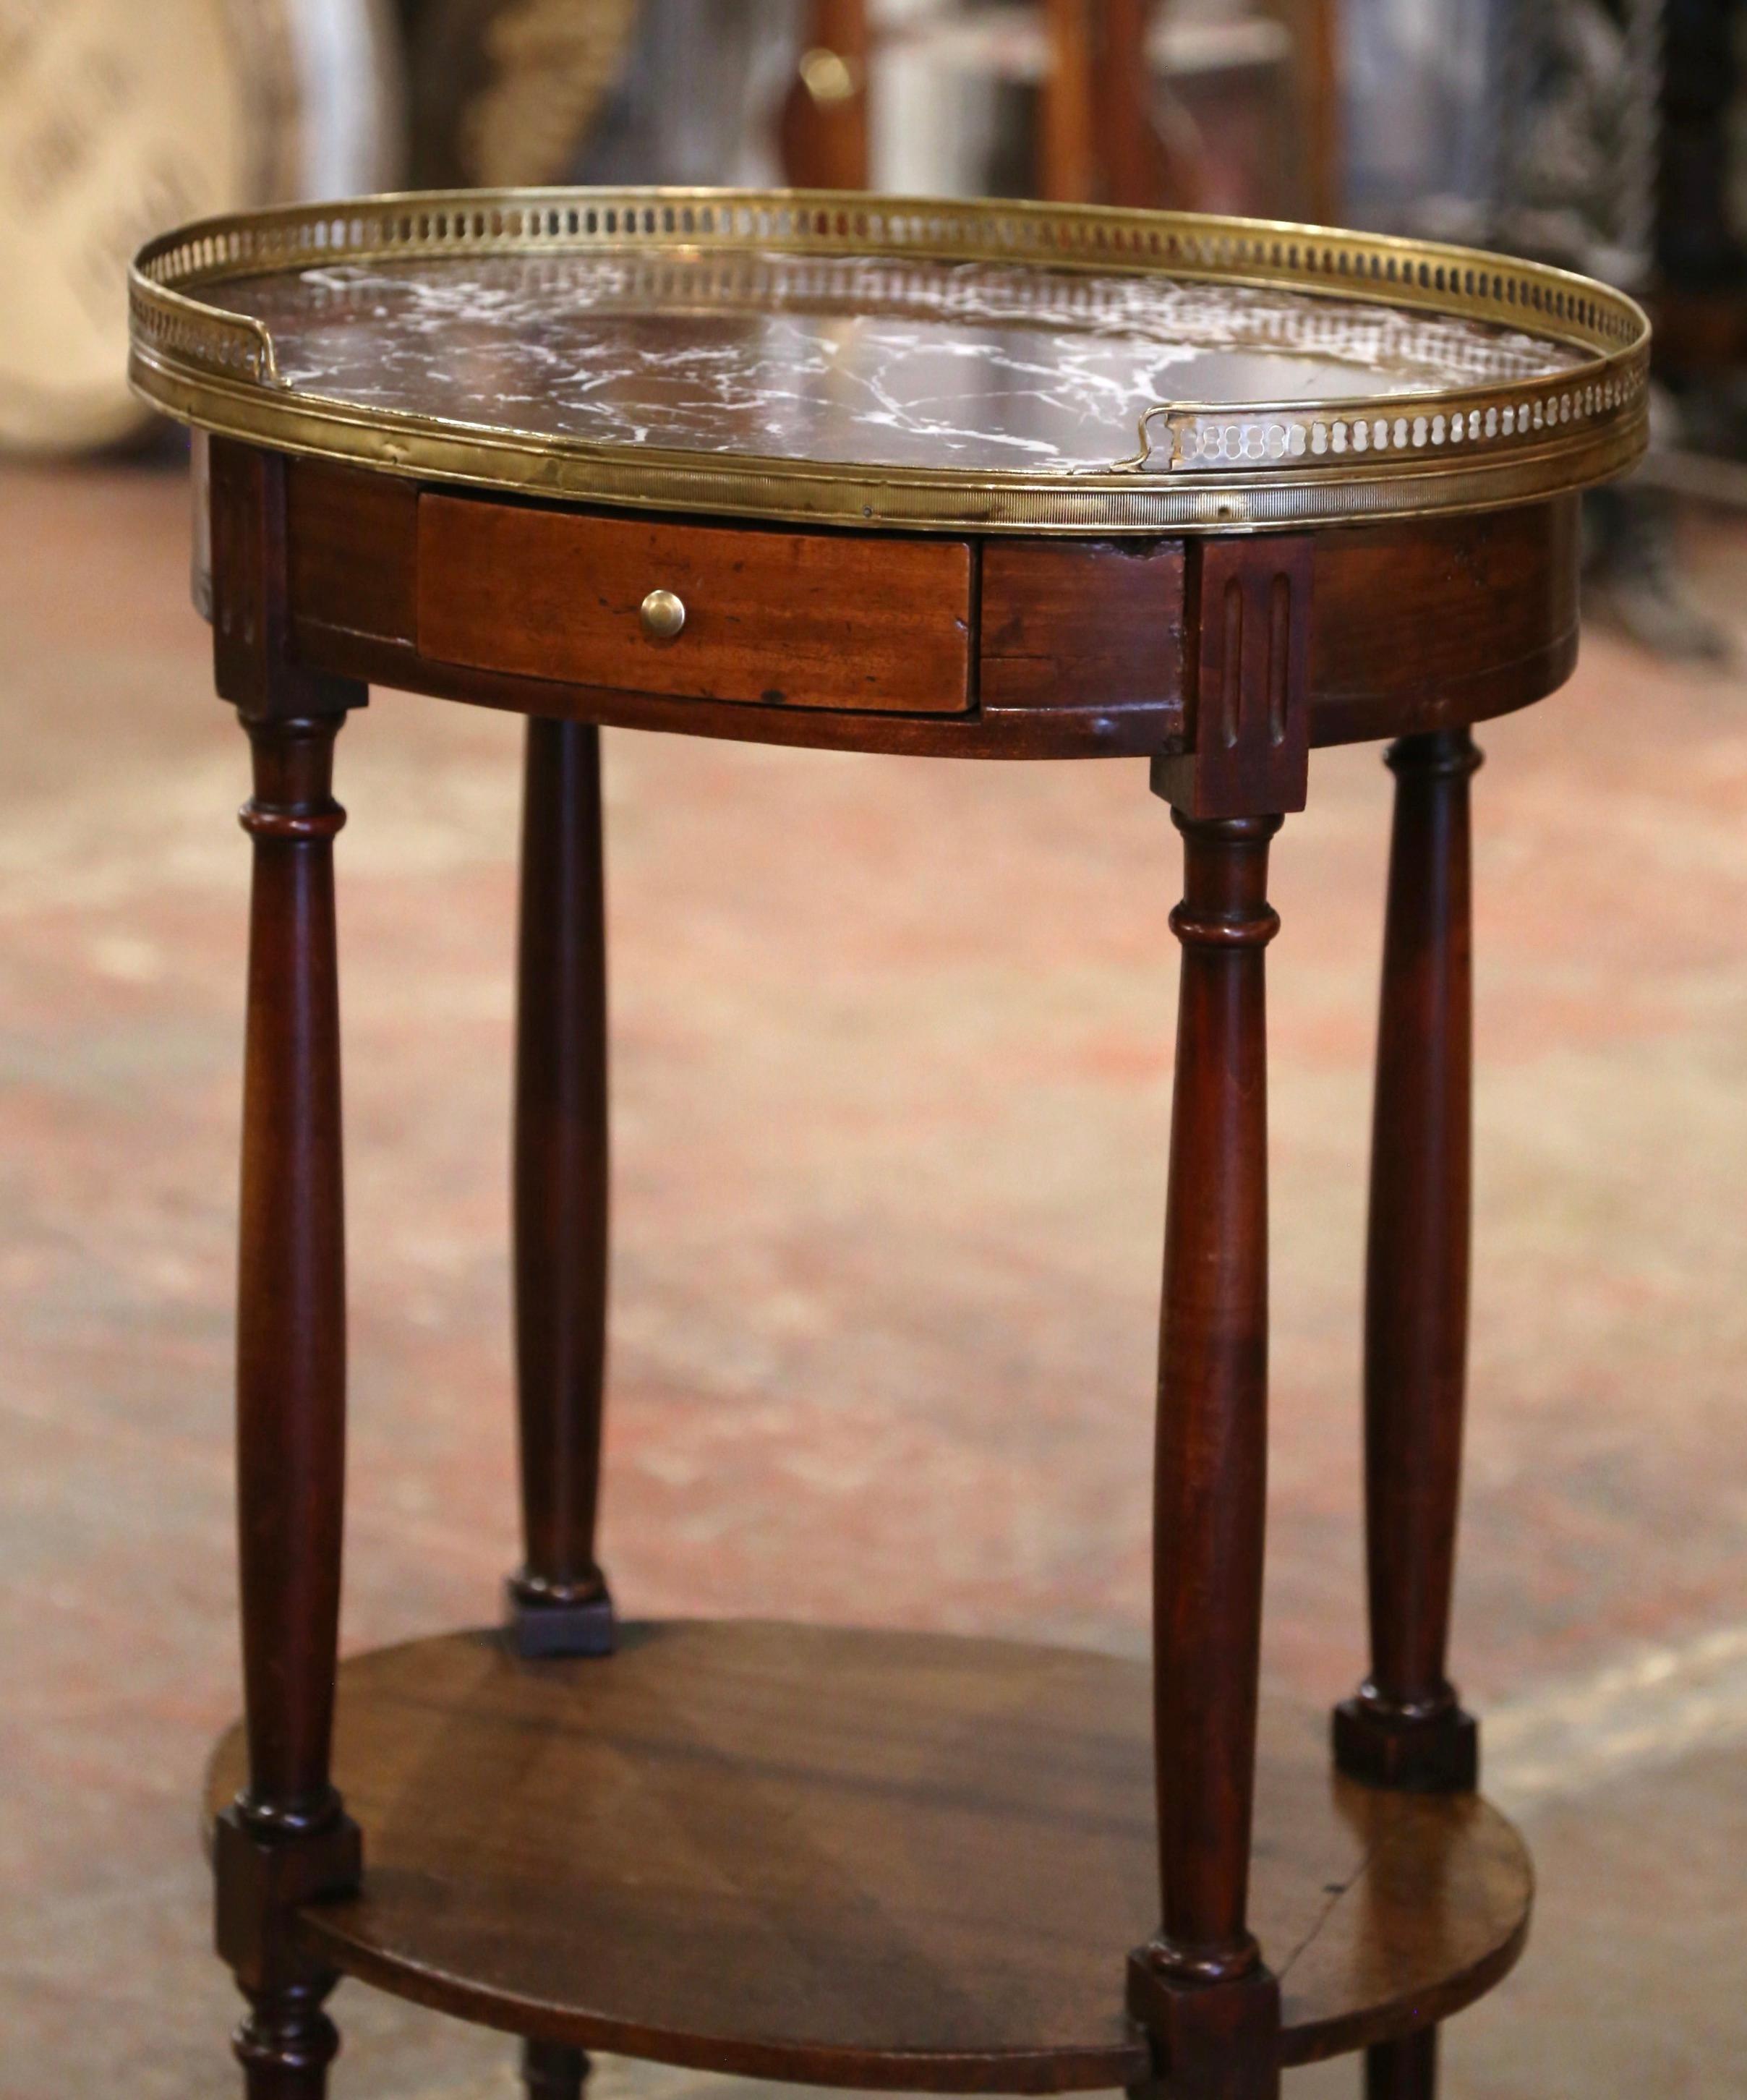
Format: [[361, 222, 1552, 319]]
[[640, 587, 686, 640]]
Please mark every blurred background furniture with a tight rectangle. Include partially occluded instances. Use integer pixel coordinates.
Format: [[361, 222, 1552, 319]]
[[779, 0, 872, 189], [874, 0, 1335, 214], [1032, 0, 1339, 214], [4, 0, 1354, 460], [0, 0, 401, 453], [398, 0, 643, 185]]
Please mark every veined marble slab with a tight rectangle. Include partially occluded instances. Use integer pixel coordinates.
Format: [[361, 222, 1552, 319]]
[[213, 249, 1587, 474]]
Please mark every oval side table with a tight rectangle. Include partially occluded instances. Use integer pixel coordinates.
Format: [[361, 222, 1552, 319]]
[[128, 190, 1649, 2100]]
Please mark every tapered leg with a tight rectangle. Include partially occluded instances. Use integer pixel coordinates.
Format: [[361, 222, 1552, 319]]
[[505, 718, 615, 1657], [215, 713, 361, 2099], [1335, 729, 1482, 1795], [521, 2039, 591, 2100], [1366, 2028, 1438, 2099], [1127, 811, 1283, 2100], [1336, 731, 1483, 2099]]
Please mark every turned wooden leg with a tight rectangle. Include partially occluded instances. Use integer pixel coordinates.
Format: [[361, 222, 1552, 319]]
[[215, 712, 362, 2099], [1366, 2027, 1438, 2099], [521, 2039, 591, 2099], [1333, 731, 1482, 2099], [1335, 728, 1482, 1797], [1127, 811, 1283, 2100], [505, 718, 615, 1658]]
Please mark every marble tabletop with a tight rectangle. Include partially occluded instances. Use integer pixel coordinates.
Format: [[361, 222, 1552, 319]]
[[213, 248, 1587, 477]]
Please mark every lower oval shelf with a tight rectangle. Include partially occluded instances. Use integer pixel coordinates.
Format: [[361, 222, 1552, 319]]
[[204, 1621, 1531, 2092]]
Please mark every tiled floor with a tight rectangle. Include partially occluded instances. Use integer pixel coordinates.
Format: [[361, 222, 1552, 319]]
[[2, 457, 1745, 2098]]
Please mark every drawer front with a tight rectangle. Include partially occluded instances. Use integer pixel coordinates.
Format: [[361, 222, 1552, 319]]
[[417, 496, 974, 714]]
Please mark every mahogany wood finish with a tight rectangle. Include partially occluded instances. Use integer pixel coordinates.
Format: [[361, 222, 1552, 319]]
[[522, 2039, 591, 2100], [978, 538, 1186, 717], [1130, 542, 1311, 2093], [1365, 2028, 1438, 2100], [202, 1624, 1533, 2087], [1154, 536, 1312, 819], [211, 443, 363, 723], [283, 456, 417, 649], [218, 708, 362, 2100], [1335, 730, 1482, 1797], [1335, 730, 1485, 2100], [195, 435, 1584, 2100], [233, 713, 351, 1817], [1128, 808, 1283, 2095], [281, 462, 1576, 761], [507, 718, 615, 1657], [417, 495, 975, 716], [1306, 503, 1580, 749]]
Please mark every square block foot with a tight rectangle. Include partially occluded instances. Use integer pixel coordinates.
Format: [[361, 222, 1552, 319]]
[[214, 1799, 362, 1992], [1333, 1697, 1478, 1793], [1126, 1947, 1281, 2099], [505, 1578, 617, 1660]]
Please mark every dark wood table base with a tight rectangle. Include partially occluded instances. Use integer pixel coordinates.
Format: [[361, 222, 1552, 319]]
[[194, 432, 1584, 2100], [205, 1622, 1530, 2092]]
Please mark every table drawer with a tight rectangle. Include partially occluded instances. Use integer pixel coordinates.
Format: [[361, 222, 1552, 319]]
[[417, 496, 974, 714]]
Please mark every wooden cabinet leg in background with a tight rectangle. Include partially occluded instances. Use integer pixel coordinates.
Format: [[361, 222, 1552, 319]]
[[1126, 809, 1284, 2100], [505, 718, 616, 1658], [1041, 0, 1176, 208], [778, 0, 871, 189], [215, 712, 362, 2100], [522, 2039, 591, 2100], [1334, 729, 1484, 2100]]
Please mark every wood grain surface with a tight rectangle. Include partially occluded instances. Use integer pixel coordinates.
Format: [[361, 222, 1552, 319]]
[[278, 464, 1579, 763], [979, 539, 1186, 715], [1307, 500, 1580, 747], [418, 495, 974, 714], [203, 1622, 1530, 2091]]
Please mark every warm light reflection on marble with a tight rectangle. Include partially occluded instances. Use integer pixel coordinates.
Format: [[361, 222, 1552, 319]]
[[215, 250, 1586, 473]]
